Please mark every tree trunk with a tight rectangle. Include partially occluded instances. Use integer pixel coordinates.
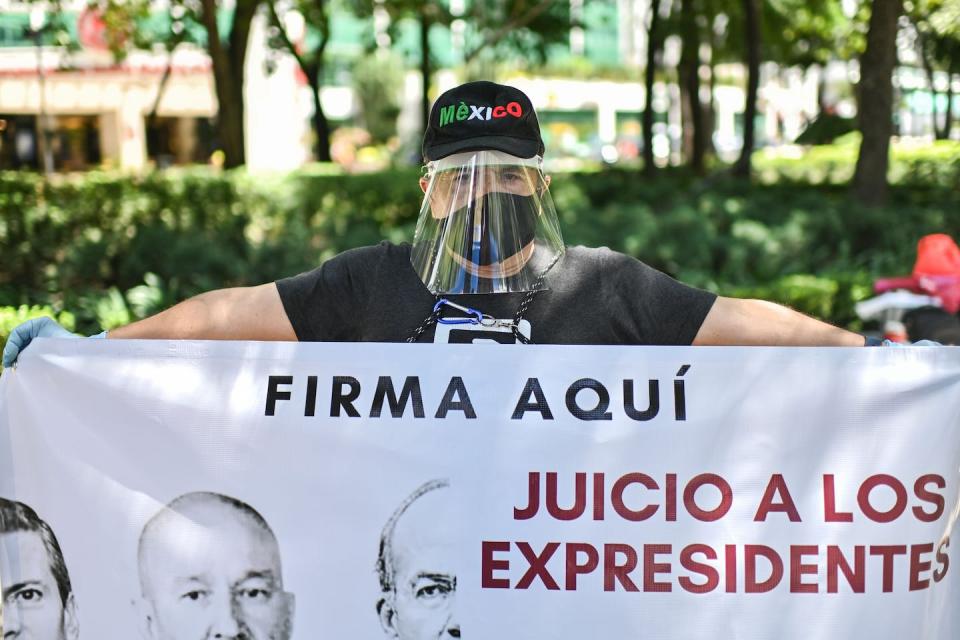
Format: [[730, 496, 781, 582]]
[[199, 0, 258, 169], [919, 34, 944, 139], [642, 0, 661, 176], [733, 0, 761, 178], [147, 53, 175, 126], [419, 9, 432, 157], [307, 68, 332, 162], [705, 32, 717, 156], [265, 1, 331, 162], [679, 0, 705, 173], [852, 0, 903, 207], [945, 67, 956, 140], [816, 64, 827, 115]]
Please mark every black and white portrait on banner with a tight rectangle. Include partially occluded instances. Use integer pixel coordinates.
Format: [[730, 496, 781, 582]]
[[376, 480, 458, 640], [0, 498, 79, 640], [135, 492, 295, 640]]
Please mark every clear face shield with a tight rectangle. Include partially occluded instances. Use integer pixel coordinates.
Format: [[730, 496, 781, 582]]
[[411, 151, 565, 295]]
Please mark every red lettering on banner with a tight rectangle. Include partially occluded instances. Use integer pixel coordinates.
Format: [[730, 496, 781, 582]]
[[603, 544, 640, 592], [859, 474, 908, 523], [725, 544, 738, 593], [611, 473, 658, 521], [643, 544, 673, 592], [789, 545, 819, 593], [683, 474, 733, 521], [826, 545, 865, 593], [593, 472, 605, 520], [934, 538, 950, 582], [514, 472, 540, 520], [824, 473, 948, 523], [546, 472, 587, 520], [482, 540, 951, 593], [481, 541, 511, 588], [679, 544, 719, 593], [755, 474, 802, 522], [665, 473, 678, 521], [516, 542, 561, 590], [910, 543, 934, 591], [495, 470, 954, 595], [912, 475, 946, 522], [566, 543, 600, 590], [823, 474, 853, 522], [744, 545, 784, 593], [870, 545, 907, 592]]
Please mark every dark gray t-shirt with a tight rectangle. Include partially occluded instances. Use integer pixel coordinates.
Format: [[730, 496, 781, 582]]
[[276, 242, 716, 345]]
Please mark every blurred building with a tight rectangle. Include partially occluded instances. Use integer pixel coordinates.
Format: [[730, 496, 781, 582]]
[[0, 0, 955, 172]]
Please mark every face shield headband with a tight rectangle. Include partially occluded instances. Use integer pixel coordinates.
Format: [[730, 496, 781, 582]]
[[410, 151, 565, 295]]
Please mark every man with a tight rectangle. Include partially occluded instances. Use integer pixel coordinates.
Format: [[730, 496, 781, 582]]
[[0, 498, 79, 640], [136, 492, 294, 640], [376, 479, 459, 640], [3, 80, 866, 362]]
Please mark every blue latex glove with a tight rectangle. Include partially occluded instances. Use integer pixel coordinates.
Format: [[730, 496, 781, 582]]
[[883, 339, 942, 347], [2, 317, 106, 368]]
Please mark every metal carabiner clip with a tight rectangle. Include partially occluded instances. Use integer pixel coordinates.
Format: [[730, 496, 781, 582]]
[[434, 298, 484, 325], [479, 315, 518, 330]]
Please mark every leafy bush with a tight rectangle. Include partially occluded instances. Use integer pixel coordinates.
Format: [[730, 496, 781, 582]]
[[1, 144, 958, 344], [754, 137, 960, 187]]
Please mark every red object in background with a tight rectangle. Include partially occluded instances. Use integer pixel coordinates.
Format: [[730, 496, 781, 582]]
[[77, 8, 109, 51], [875, 234, 960, 313], [913, 233, 960, 277]]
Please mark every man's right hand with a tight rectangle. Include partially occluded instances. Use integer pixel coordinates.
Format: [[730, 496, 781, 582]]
[[2, 317, 79, 368]]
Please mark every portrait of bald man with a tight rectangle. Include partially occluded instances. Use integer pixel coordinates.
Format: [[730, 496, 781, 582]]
[[376, 479, 459, 639], [0, 497, 79, 640], [136, 491, 294, 640]]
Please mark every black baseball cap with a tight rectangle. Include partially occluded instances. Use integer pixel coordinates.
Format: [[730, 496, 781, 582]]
[[422, 81, 545, 161]]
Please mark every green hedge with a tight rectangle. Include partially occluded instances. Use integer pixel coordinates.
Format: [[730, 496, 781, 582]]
[[1, 147, 958, 345]]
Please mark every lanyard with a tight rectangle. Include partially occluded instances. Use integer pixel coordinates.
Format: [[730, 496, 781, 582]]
[[406, 252, 562, 345], [433, 299, 520, 330]]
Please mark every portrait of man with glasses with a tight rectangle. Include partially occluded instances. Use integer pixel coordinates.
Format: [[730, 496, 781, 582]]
[[375, 479, 459, 639]]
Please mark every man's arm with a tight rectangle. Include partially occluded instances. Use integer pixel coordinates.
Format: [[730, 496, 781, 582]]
[[108, 283, 297, 341], [693, 296, 865, 346]]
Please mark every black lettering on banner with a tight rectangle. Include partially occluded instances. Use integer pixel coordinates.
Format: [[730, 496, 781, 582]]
[[370, 376, 425, 418], [623, 379, 660, 421], [511, 378, 554, 420], [304, 375, 318, 417], [331, 376, 361, 417], [265, 375, 293, 416], [674, 365, 691, 421], [565, 378, 612, 421], [435, 376, 477, 419]]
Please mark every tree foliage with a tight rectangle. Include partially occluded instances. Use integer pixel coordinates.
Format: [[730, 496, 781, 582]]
[[461, 0, 572, 67], [906, 0, 960, 139], [78, 0, 258, 168], [352, 49, 404, 144], [764, 0, 861, 68]]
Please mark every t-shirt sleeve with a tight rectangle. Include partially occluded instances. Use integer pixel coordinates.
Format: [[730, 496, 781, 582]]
[[275, 243, 387, 341], [602, 248, 717, 345]]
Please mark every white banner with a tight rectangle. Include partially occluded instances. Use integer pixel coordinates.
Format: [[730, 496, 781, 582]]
[[1, 340, 959, 640]]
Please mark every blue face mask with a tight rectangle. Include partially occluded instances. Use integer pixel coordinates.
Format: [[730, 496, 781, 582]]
[[447, 192, 539, 267]]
